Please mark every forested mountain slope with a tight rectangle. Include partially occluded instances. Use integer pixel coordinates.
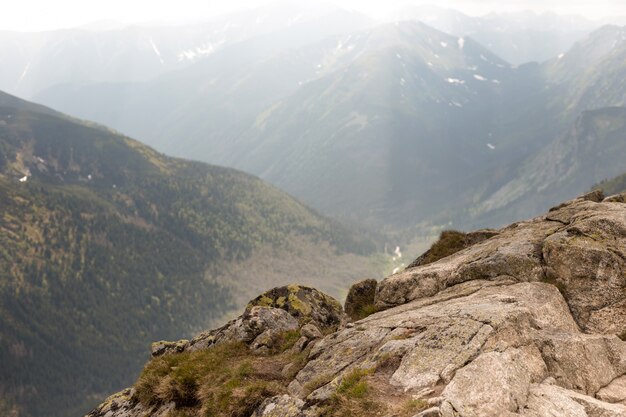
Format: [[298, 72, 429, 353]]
[[0, 91, 380, 417]]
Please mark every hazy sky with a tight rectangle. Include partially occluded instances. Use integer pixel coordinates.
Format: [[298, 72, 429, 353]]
[[3, 0, 626, 31]]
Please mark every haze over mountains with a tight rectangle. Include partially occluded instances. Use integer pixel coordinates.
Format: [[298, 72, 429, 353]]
[[9, 4, 623, 232], [2, 4, 626, 416], [0, 3, 374, 98]]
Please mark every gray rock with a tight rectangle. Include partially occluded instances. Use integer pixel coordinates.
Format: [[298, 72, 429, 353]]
[[604, 193, 626, 203], [375, 219, 555, 308], [415, 407, 441, 417], [597, 376, 626, 404], [440, 346, 547, 417], [522, 383, 626, 417], [377, 196, 626, 337], [344, 278, 378, 321], [188, 306, 299, 352], [251, 395, 306, 417], [246, 285, 344, 332], [150, 339, 188, 357], [86, 195, 626, 417], [301, 324, 323, 340]]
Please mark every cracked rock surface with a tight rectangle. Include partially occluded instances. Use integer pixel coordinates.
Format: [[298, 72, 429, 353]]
[[87, 193, 626, 417]]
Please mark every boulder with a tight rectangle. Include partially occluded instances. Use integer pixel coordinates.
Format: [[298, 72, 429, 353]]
[[300, 323, 323, 340], [597, 376, 626, 405], [604, 192, 626, 203], [377, 195, 626, 337], [344, 278, 378, 321], [246, 285, 344, 331], [187, 306, 299, 353], [150, 339, 188, 357], [250, 395, 307, 417], [522, 383, 626, 417]]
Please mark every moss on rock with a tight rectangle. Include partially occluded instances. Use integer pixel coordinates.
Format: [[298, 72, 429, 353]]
[[246, 285, 344, 331]]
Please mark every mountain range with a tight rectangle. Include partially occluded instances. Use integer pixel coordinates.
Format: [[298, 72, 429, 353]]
[[29, 19, 626, 233], [0, 3, 374, 99]]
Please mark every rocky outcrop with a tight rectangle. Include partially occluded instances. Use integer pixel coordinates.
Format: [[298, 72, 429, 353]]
[[377, 191, 626, 337], [344, 278, 378, 321], [406, 230, 499, 269], [87, 192, 626, 417], [246, 285, 345, 332]]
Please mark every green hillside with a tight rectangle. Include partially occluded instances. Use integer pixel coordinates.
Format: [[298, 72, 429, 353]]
[[0, 92, 381, 417]]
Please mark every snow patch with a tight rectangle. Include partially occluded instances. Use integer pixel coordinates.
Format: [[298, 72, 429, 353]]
[[440, 41, 448, 48], [19, 175, 28, 183], [447, 78, 465, 85], [492, 79, 501, 84], [558, 53, 565, 59], [473, 74, 487, 81], [458, 37, 465, 49], [17, 60, 32, 85], [400, 78, 406, 86], [149, 38, 164, 64], [487, 143, 496, 150], [178, 44, 218, 62]]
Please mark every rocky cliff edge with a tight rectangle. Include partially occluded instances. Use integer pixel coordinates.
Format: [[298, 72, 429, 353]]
[[87, 190, 626, 417]]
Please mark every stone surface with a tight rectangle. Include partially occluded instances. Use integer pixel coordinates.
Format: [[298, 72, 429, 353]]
[[246, 285, 344, 331], [522, 383, 626, 417], [85, 389, 174, 417], [604, 193, 626, 203], [440, 345, 547, 417], [300, 323, 323, 340], [597, 376, 626, 404], [86, 194, 626, 417], [344, 278, 378, 321], [377, 196, 626, 337], [150, 339, 188, 357], [187, 306, 299, 353], [251, 395, 306, 417], [376, 218, 556, 309]]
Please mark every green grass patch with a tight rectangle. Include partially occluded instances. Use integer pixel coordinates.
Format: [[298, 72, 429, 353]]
[[401, 399, 429, 414], [336, 368, 375, 399], [353, 304, 379, 321], [133, 340, 294, 416]]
